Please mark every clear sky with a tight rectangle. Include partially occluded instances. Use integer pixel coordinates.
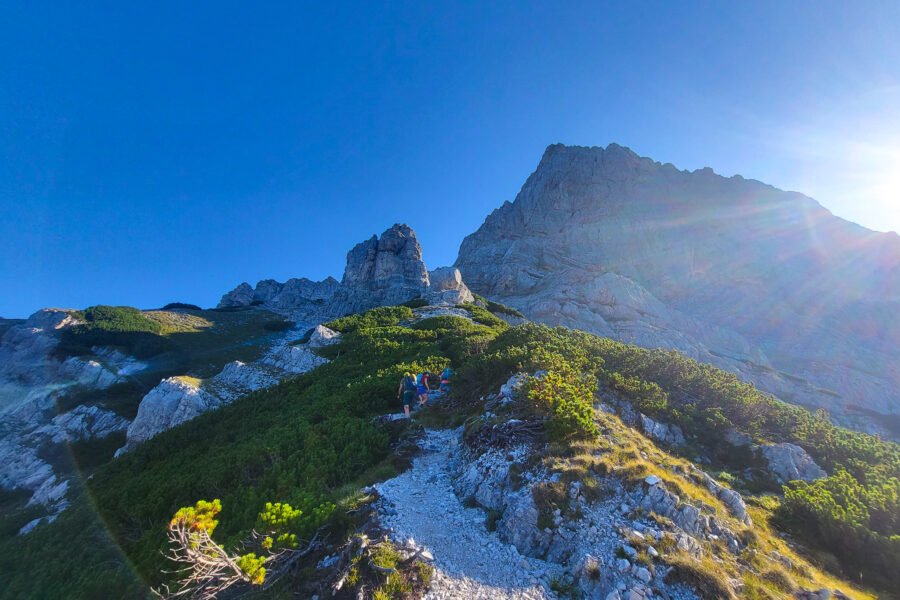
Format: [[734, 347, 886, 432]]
[[2, 1, 899, 318]]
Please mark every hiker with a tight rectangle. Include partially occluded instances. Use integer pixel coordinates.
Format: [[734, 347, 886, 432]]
[[417, 372, 430, 407], [397, 371, 417, 418], [440, 366, 452, 392]]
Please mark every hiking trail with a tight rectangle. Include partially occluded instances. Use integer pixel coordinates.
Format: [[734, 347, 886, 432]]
[[375, 428, 563, 600]]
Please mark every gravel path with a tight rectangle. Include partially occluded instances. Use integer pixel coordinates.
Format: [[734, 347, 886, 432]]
[[375, 429, 560, 600]]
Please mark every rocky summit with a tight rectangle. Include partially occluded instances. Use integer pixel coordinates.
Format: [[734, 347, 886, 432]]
[[219, 223, 470, 320], [456, 143, 900, 437]]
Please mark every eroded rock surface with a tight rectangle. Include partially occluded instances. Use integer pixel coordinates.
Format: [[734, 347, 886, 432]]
[[117, 377, 221, 454], [761, 442, 827, 483], [218, 224, 433, 320], [426, 267, 474, 305], [117, 328, 331, 455], [0, 310, 146, 513], [455, 143, 900, 437]]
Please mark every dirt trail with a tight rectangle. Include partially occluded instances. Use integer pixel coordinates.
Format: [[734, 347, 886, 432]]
[[375, 428, 561, 600]]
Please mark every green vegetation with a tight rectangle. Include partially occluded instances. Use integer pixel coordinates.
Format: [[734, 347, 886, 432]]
[[399, 297, 429, 308], [56, 304, 290, 372], [58, 305, 166, 358], [0, 304, 499, 598], [325, 305, 414, 332], [50, 305, 293, 422], [451, 323, 899, 593], [471, 292, 526, 318], [777, 469, 900, 591], [458, 302, 511, 330], [161, 302, 202, 310], [523, 348, 599, 441], [3, 310, 893, 597]]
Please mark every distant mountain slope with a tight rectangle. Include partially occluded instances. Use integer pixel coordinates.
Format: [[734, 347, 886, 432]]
[[456, 143, 900, 436]]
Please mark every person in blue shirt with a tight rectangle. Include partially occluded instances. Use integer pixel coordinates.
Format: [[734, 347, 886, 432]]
[[416, 372, 430, 407], [396, 372, 417, 418], [440, 367, 452, 392]]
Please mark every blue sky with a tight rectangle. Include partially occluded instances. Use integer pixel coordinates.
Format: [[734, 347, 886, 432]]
[[2, 1, 898, 317]]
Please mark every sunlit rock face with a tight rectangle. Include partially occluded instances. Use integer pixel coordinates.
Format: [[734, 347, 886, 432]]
[[456, 143, 900, 435], [218, 223, 431, 319], [329, 223, 430, 315]]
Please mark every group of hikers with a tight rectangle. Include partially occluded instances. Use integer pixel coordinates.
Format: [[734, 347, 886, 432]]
[[397, 367, 452, 418]]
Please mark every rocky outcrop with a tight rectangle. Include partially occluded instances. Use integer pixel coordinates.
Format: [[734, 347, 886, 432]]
[[638, 481, 706, 537], [455, 143, 900, 437], [722, 429, 827, 483], [341, 224, 428, 290], [700, 472, 752, 525], [426, 267, 474, 305], [117, 328, 331, 455], [329, 223, 430, 315], [30, 405, 129, 444], [0, 439, 68, 508], [638, 414, 686, 447], [761, 443, 827, 483], [308, 324, 341, 347], [219, 277, 341, 311], [117, 377, 221, 454], [218, 282, 255, 307], [0, 310, 148, 512], [217, 224, 436, 319]]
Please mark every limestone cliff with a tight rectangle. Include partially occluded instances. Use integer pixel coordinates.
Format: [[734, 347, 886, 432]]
[[456, 143, 900, 436], [218, 223, 431, 319]]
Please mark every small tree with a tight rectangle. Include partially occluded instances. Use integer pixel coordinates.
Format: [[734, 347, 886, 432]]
[[156, 499, 322, 599], [156, 499, 261, 599]]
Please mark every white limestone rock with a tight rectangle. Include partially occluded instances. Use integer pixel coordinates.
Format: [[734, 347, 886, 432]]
[[308, 324, 341, 347], [639, 413, 686, 447], [0, 438, 68, 508], [761, 443, 827, 483], [329, 223, 430, 315], [217, 224, 430, 322], [700, 471, 752, 525], [117, 377, 221, 454], [261, 344, 328, 373], [426, 267, 474, 305], [31, 405, 129, 444], [205, 360, 280, 401], [455, 143, 900, 436]]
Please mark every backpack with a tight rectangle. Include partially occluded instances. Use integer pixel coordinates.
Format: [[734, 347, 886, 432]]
[[442, 367, 451, 380], [404, 374, 417, 391]]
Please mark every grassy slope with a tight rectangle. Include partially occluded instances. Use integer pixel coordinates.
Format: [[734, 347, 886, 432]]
[[0, 307, 891, 599], [54, 307, 291, 421], [0, 307, 496, 599]]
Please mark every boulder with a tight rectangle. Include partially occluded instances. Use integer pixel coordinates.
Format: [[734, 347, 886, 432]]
[[639, 481, 708, 536], [499, 373, 528, 399], [426, 267, 474, 305], [761, 443, 827, 483], [701, 472, 752, 525], [117, 377, 222, 455], [639, 414, 686, 447], [497, 489, 553, 557], [308, 324, 341, 347], [724, 428, 753, 447]]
